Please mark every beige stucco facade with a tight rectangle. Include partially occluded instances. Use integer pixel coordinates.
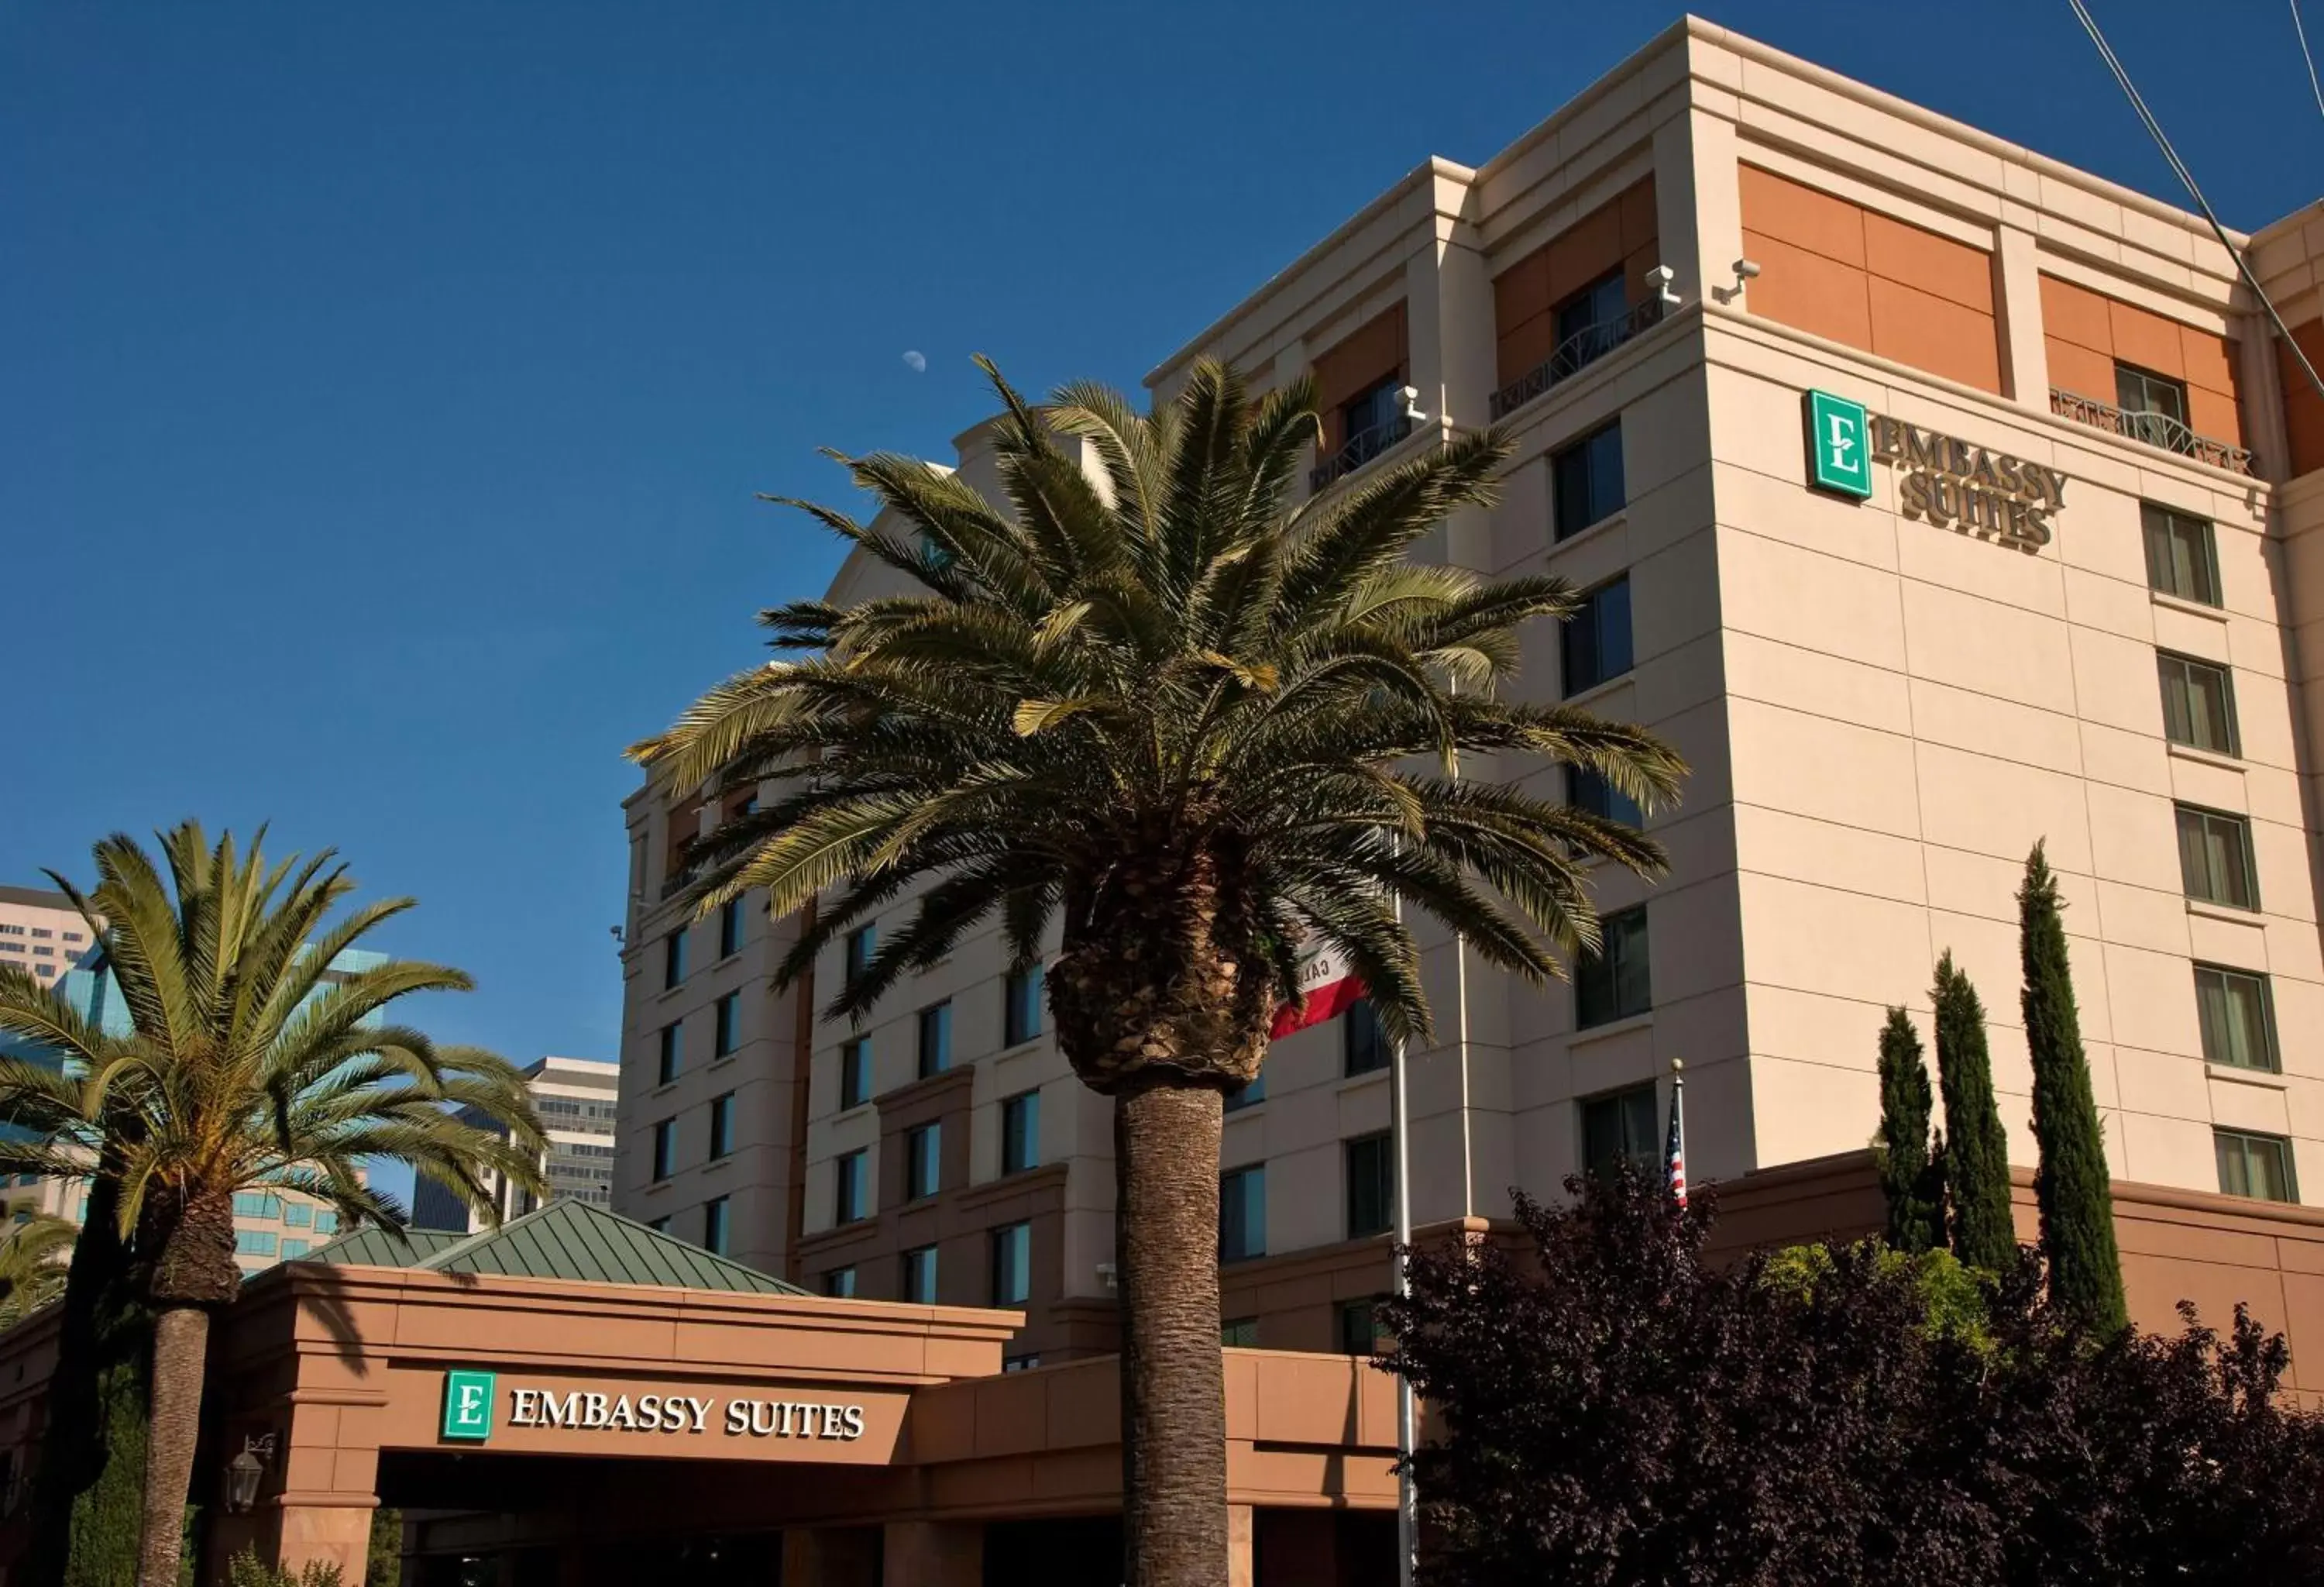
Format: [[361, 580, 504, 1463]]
[[618, 15, 2324, 1355]]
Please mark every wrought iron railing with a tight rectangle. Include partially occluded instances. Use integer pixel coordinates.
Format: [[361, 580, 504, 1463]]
[[2048, 387, 2254, 476], [1309, 411, 1415, 492], [1489, 295, 1667, 421]]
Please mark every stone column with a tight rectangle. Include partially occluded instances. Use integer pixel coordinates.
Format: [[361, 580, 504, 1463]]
[[880, 1520, 981, 1587], [1992, 224, 2050, 407], [783, 1526, 881, 1586], [1228, 1503, 1255, 1587]]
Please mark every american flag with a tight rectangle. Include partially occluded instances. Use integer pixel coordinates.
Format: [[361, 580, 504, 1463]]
[[1666, 1069, 1688, 1209]]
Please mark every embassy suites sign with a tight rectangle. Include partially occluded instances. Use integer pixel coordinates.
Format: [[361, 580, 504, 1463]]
[[441, 1368, 868, 1446], [1803, 389, 2069, 552]]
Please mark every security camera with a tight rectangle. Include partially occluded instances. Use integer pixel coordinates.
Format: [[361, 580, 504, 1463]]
[[1733, 258, 1762, 281], [1096, 1262, 1118, 1292], [1398, 384, 1428, 425], [1645, 264, 1679, 308]]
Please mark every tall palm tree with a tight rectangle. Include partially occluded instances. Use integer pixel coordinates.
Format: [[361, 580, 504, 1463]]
[[0, 824, 546, 1587], [632, 360, 1685, 1587], [0, 1213, 76, 1329]]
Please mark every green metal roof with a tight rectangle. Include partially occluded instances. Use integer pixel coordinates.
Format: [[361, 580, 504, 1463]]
[[307, 1197, 808, 1296]]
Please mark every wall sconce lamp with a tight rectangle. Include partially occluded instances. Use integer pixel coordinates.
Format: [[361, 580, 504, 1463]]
[[224, 1433, 277, 1515], [1714, 258, 1761, 304]]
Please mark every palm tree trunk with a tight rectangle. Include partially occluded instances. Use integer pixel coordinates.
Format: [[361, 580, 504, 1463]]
[[1115, 1081, 1227, 1587], [135, 1304, 209, 1587]]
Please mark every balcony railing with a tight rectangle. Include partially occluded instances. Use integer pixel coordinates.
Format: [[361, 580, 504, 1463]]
[[2049, 387, 2254, 477], [1489, 295, 1667, 422], [1310, 411, 1415, 492]]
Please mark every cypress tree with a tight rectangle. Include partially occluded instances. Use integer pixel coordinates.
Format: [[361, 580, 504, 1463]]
[[1933, 951, 2016, 1272], [1875, 1007, 1944, 1252], [2019, 842, 2128, 1337]]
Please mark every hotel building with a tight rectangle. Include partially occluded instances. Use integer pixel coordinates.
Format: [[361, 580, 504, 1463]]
[[617, 15, 2324, 1365], [6, 18, 2324, 1587], [0, 886, 95, 993]]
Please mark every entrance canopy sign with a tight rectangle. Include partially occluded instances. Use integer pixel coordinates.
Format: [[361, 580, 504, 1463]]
[[438, 1370, 870, 1447]]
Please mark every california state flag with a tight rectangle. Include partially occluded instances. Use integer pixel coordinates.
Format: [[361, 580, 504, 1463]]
[[1270, 939, 1364, 1038]]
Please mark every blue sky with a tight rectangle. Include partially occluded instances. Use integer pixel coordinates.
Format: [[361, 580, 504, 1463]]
[[3, 2, 2317, 1206]]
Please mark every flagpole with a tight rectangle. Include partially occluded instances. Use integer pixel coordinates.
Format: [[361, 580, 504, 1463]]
[[1388, 838, 1418, 1587]]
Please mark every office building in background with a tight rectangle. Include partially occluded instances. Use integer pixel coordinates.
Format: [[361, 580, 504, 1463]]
[[411, 1055, 618, 1233]]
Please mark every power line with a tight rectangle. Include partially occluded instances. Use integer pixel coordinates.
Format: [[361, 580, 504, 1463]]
[[2294, 0, 2324, 128], [2064, 0, 2324, 416]]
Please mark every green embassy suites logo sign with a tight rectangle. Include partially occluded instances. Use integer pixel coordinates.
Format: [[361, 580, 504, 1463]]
[[1804, 389, 1872, 498], [442, 1369, 496, 1442]]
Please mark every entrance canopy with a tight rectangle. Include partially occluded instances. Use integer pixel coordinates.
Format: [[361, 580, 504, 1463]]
[[0, 1200, 1397, 1585]]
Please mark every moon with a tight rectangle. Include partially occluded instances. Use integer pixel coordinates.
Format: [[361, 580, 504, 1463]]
[[901, 350, 927, 374]]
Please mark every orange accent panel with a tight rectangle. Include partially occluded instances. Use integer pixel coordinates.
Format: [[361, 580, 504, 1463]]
[[1862, 211, 1993, 313], [1559, 203, 1625, 289], [2038, 274, 2113, 353], [2180, 322, 2239, 395], [1740, 229, 1873, 353], [2280, 322, 2324, 474], [1738, 164, 1865, 267], [1622, 241, 1662, 304], [1868, 277, 2001, 394], [2108, 299, 2187, 377], [1494, 254, 1551, 328], [1619, 174, 1659, 254], [2044, 339, 2117, 402], [2186, 383, 2243, 449]]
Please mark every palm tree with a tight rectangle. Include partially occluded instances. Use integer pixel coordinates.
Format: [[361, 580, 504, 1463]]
[[632, 360, 1685, 1587], [0, 1213, 76, 1328], [0, 824, 546, 1587]]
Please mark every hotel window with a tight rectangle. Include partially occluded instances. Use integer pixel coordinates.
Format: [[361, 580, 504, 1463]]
[[1570, 764, 1642, 827], [2116, 362, 2191, 442], [823, 1266, 857, 1298], [28, 929, 50, 940], [1581, 1083, 1659, 1182], [834, 1149, 869, 1224], [1220, 1165, 1267, 1262], [235, 1231, 277, 1258], [1224, 1070, 1266, 1113], [651, 1121, 677, 1182], [901, 1244, 939, 1304], [719, 897, 745, 959], [1344, 999, 1387, 1077], [714, 992, 741, 1059], [992, 1220, 1032, 1306], [2142, 503, 2220, 606], [314, 1210, 338, 1235], [663, 928, 688, 990], [1002, 1353, 1042, 1373], [2216, 1128, 2298, 1203], [2195, 966, 2278, 1073], [839, 1037, 871, 1110], [917, 1000, 952, 1078], [1346, 1131, 1394, 1239], [1220, 1317, 1260, 1347], [1004, 962, 1046, 1047], [1002, 1090, 1041, 1175], [1575, 905, 1651, 1028], [63, 931, 81, 943], [649, 1216, 671, 1234], [32, 948, 52, 959], [2175, 804, 2259, 911], [709, 1092, 736, 1158], [1336, 1295, 1390, 1356], [658, 1021, 682, 1086], [844, 924, 876, 993], [1557, 270, 1628, 355], [1552, 420, 1625, 541], [1341, 374, 1407, 456], [2157, 652, 2239, 756], [232, 1192, 280, 1220], [1563, 576, 1633, 697], [280, 1239, 309, 1261], [703, 1196, 731, 1256], [906, 1124, 942, 1201], [283, 1203, 311, 1229]]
